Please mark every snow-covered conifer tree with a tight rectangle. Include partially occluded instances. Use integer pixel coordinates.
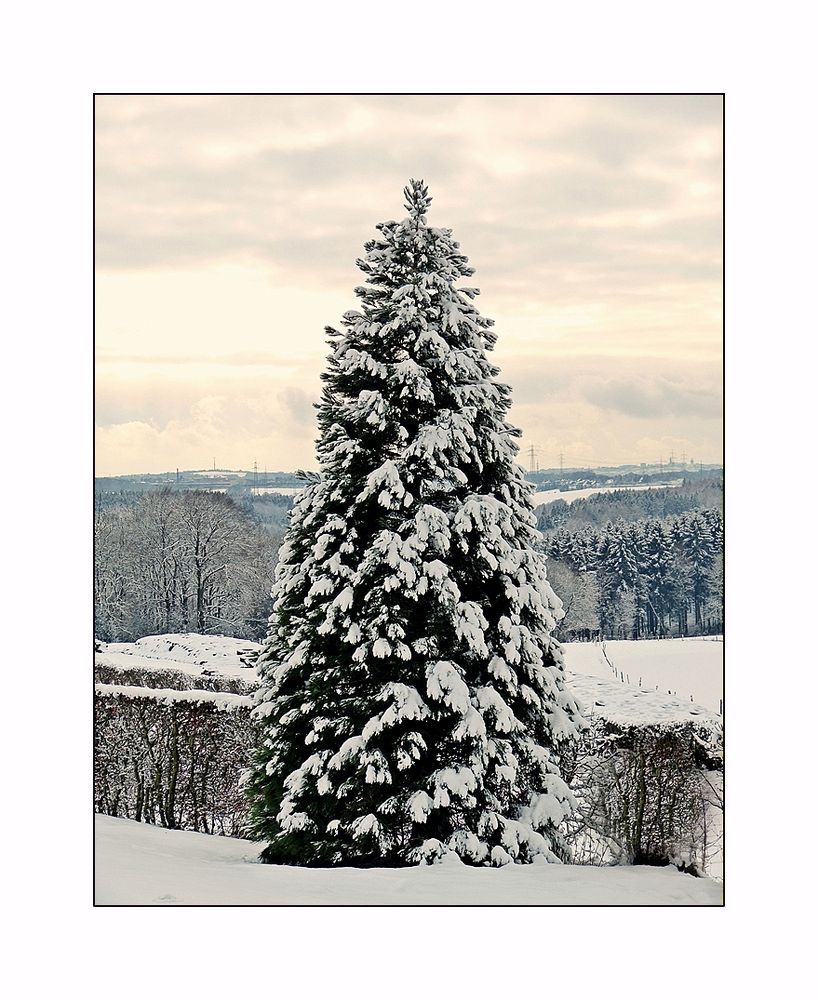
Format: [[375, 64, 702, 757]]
[[245, 180, 585, 866], [639, 520, 678, 636]]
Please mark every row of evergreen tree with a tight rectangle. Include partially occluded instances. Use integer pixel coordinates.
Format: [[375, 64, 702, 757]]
[[542, 509, 723, 639]]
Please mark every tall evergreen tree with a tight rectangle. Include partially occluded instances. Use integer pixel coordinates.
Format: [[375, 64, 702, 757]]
[[573, 526, 600, 573], [676, 512, 716, 628], [244, 181, 585, 867], [597, 519, 638, 636], [639, 519, 678, 637]]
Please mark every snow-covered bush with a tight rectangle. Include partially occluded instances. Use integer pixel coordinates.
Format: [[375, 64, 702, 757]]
[[93, 672, 723, 875], [94, 685, 256, 836], [94, 659, 256, 695], [559, 717, 723, 875], [244, 181, 585, 867]]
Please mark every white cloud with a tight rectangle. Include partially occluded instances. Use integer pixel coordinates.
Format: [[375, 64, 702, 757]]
[[95, 95, 723, 474]]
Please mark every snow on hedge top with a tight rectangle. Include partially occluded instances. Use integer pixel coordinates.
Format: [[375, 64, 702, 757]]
[[566, 671, 720, 732], [95, 633, 720, 734], [95, 682, 252, 712], [97, 634, 262, 681]]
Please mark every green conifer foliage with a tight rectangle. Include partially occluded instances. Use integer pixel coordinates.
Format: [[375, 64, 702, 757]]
[[245, 181, 585, 866]]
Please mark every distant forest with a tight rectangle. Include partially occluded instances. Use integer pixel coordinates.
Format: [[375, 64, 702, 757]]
[[538, 478, 724, 640], [94, 476, 723, 644]]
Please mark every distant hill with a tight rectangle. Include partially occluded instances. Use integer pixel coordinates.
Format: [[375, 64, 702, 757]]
[[95, 469, 306, 494], [96, 464, 724, 497]]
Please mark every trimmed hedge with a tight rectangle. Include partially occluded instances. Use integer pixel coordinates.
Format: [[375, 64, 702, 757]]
[[94, 684, 256, 836], [94, 659, 256, 695], [94, 681, 723, 873]]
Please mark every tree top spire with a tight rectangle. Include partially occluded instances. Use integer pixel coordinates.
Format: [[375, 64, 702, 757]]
[[403, 178, 432, 221]]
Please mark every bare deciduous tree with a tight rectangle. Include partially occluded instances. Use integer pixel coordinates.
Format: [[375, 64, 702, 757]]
[[95, 491, 282, 641]]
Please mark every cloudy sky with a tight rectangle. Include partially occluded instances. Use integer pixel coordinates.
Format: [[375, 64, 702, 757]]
[[95, 95, 723, 476]]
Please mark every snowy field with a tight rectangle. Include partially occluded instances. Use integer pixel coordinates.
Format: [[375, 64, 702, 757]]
[[95, 815, 721, 906], [563, 638, 724, 715], [96, 634, 723, 722], [98, 632, 258, 680], [530, 481, 683, 507], [229, 482, 685, 503]]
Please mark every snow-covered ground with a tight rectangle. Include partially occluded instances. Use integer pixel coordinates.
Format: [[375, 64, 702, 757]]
[[94, 635, 723, 901], [97, 633, 259, 682], [531, 481, 683, 507], [96, 633, 723, 722], [95, 815, 721, 905], [563, 638, 723, 715]]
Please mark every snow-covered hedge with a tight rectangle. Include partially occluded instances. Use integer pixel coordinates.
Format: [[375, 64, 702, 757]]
[[94, 684, 256, 836], [94, 676, 722, 873], [560, 716, 722, 875], [94, 658, 256, 695]]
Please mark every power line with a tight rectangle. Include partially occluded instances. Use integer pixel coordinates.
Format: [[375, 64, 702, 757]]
[[525, 443, 540, 473]]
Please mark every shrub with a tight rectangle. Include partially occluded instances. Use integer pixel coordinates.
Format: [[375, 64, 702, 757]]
[[559, 716, 723, 875], [94, 685, 257, 836], [94, 678, 723, 876], [94, 659, 256, 695]]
